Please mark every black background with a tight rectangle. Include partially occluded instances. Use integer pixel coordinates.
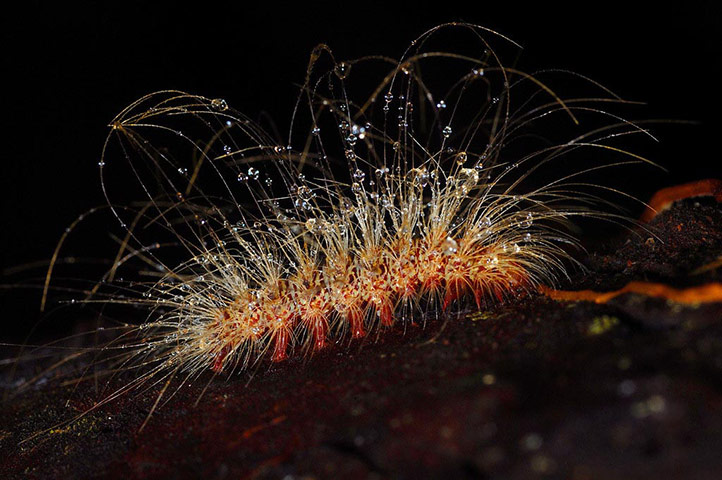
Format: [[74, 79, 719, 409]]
[[1, 1, 719, 332]]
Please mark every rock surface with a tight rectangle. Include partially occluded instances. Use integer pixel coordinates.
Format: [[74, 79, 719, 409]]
[[2, 197, 721, 480]]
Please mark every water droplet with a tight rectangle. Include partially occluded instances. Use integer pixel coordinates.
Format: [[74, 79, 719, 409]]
[[345, 149, 356, 160], [456, 151, 468, 166], [335, 62, 349, 78], [247, 167, 259, 180], [407, 168, 430, 188], [457, 168, 479, 191], [375, 167, 389, 178], [237, 171, 249, 182], [210, 98, 228, 111], [347, 133, 358, 145], [353, 169, 365, 182], [384, 92, 393, 103], [311, 126, 321, 136], [392, 141, 400, 151], [442, 237, 458, 255], [351, 182, 362, 194], [522, 212, 533, 228], [436, 100, 446, 109], [296, 185, 313, 201], [273, 145, 284, 154], [442, 126, 452, 138]]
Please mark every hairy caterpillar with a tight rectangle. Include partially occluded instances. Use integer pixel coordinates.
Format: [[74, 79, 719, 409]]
[[14, 23, 656, 414]]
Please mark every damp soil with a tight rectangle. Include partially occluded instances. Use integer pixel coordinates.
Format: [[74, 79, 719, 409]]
[[1, 198, 721, 480]]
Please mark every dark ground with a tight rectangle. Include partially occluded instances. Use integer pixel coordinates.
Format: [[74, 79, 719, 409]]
[[1, 194, 722, 479]]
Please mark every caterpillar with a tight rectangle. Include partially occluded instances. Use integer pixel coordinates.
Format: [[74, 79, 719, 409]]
[[20, 23, 654, 409]]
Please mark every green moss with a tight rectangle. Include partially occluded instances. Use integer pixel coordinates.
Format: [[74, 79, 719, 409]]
[[587, 315, 619, 336]]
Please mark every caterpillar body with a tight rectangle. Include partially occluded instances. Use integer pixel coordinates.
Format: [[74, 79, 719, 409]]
[[34, 23, 652, 395]]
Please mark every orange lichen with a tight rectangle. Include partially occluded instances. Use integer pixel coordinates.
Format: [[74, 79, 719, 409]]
[[640, 179, 722, 222], [540, 282, 722, 305]]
